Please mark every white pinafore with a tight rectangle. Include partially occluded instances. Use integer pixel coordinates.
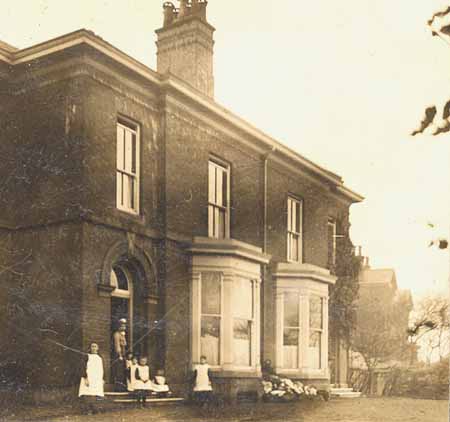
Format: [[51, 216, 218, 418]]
[[134, 365, 152, 390], [78, 354, 104, 397], [193, 363, 212, 392]]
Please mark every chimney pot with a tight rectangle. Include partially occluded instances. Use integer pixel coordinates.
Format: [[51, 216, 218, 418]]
[[163, 2, 176, 27], [178, 0, 190, 18]]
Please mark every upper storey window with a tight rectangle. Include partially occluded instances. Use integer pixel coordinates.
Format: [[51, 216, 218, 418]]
[[208, 159, 230, 239], [287, 196, 303, 262], [116, 119, 140, 214], [327, 218, 337, 270]]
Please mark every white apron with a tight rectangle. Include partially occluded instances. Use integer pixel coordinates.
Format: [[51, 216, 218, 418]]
[[134, 365, 152, 390], [150, 376, 170, 392], [78, 354, 104, 397], [127, 363, 138, 392], [193, 364, 212, 392]]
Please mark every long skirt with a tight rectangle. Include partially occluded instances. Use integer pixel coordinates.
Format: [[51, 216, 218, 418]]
[[111, 357, 127, 391]]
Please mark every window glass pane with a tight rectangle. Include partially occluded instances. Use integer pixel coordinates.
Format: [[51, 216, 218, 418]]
[[283, 345, 299, 369], [284, 292, 299, 327], [292, 200, 296, 232], [123, 175, 131, 209], [117, 126, 124, 170], [208, 162, 216, 204], [218, 209, 226, 239], [216, 167, 223, 206], [112, 267, 128, 290], [233, 278, 253, 320], [309, 296, 323, 329], [208, 205, 214, 237], [233, 319, 251, 366], [292, 234, 298, 261], [295, 202, 301, 233], [131, 133, 136, 173], [125, 130, 133, 173], [130, 177, 135, 210], [116, 172, 123, 206], [201, 316, 220, 365], [283, 327, 299, 346], [201, 273, 221, 315], [222, 168, 227, 208], [287, 198, 292, 231], [308, 331, 321, 369]]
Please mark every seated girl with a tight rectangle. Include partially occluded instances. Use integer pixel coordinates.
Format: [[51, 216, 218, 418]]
[[151, 369, 172, 397]]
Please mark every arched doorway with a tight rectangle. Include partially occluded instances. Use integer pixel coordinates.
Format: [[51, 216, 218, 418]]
[[99, 242, 162, 386], [109, 257, 155, 360]]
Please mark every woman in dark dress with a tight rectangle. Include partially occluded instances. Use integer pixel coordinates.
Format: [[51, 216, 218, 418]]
[[111, 318, 128, 391]]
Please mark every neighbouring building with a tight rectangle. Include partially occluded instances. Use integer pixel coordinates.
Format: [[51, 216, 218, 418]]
[[0, 0, 363, 401], [349, 257, 415, 393]]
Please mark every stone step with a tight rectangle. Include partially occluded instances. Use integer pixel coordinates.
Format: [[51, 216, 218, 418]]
[[112, 397, 184, 404], [104, 392, 184, 404], [331, 391, 362, 399], [330, 388, 354, 393]]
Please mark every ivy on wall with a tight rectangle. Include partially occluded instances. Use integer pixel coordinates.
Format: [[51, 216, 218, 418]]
[[328, 215, 361, 345]]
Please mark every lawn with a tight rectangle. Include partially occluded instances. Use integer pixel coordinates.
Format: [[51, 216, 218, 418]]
[[2, 397, 447, 422]]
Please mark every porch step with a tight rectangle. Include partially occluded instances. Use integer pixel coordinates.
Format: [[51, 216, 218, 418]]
[[330, 387, 362, 398], [104, 391, 184, 405]]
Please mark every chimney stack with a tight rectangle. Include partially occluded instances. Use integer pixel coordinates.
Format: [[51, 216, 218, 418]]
[[156, 0, 215, 97]]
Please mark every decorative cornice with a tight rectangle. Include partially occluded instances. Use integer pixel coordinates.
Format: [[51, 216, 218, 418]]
[[187, 236, 271, 265], [272, 262, 337, 285]]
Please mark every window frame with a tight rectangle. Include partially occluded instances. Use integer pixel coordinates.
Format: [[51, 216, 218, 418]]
[[208, 158, 231, 239], [282, 291, 301, 369], [327, 218, 337, 269], [287, 196, 303, 263], [200, 272, 223, 367], [232, 278, 256, 368], [116, 118, 140, 215], [308, 295, 324, 370]]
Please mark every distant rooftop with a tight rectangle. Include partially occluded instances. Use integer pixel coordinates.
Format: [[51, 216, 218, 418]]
[[360, 268, 397, 289]]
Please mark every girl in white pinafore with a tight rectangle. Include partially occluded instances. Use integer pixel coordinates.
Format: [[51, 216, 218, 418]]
[[134, 356, 152, 407], [78, 343, 104, 398], [192, 355, 213, 405], [78, 343, 104, 414]]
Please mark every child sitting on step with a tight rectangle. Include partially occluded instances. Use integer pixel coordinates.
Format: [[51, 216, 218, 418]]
[[126, 354, 138, 392], [151, 369, 172, 397], [134, 356, 152, 408]]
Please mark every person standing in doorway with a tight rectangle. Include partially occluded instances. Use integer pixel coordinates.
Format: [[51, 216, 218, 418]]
[[112, 318, 128, 391]]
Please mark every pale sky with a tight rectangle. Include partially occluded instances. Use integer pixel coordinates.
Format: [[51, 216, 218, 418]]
[[2, 0, 449, 300]]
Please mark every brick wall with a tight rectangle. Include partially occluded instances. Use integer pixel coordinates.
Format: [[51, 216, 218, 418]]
[[1, 223, 83, 388]]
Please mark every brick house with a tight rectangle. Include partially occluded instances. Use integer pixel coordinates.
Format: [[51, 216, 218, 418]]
[[0, 1, 363, 400]]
